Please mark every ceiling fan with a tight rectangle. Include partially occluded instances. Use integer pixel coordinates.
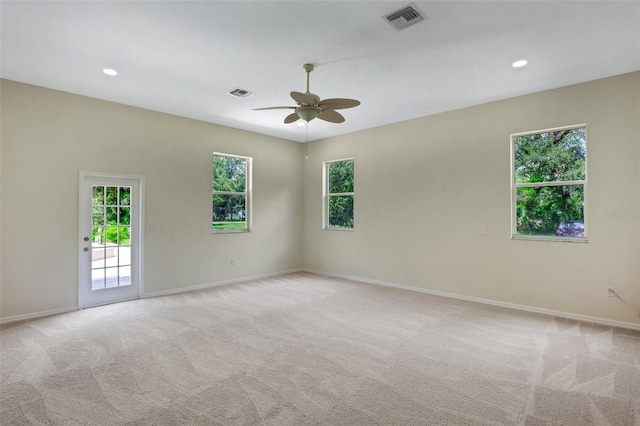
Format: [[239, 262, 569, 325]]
[[254, 64, 360, 124]]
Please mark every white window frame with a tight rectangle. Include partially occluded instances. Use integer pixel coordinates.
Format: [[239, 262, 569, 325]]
[[510, 124, 588, 242], [212, 152, 252, 233], [323, 158, 355, 231]]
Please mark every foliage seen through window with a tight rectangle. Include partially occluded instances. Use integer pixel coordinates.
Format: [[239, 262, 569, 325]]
[[213, 154, 249, 231], [326, 159, 354, 229], [513, 127, 586, 239], [92, 186, 131, 245]]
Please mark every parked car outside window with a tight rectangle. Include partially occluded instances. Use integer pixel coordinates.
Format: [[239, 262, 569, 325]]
[[556, 220, 584, 238]]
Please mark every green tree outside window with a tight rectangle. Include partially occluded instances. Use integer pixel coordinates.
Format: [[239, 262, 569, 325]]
[[92, 186, 131, 244], [326, 159, 354, 229], [213, 154, 250, 231], [512, 127, 586, 238]]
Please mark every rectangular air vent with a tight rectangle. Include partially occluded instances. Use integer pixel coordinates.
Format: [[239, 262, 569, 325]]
[[226, 88, 254, 98], [384, 3, 425, 31]]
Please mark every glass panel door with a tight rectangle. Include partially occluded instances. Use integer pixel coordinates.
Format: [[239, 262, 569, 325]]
[[79, 173, 142, 308]]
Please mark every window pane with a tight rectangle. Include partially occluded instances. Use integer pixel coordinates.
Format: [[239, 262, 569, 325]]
[[328, 160, 354, 193], [91, 268, 105, 290], [92, 206, 105, 227], [212, 195, 246, 230], [117, 246, 131, 267], [106, 206, 118, 224], [92, 226, 105, 244], [119, 187, 131, 205], [514, 127, 585, 184], [213, 155, 247, 192], [105, 186, 118, 205], [516, 185, 584, 237], [92, 246, 106, 269], [118, 266, 132, 287], [105, 226, 120, 244], [119, 206, 130, 225], [92, 186, 104, 205], [104, 267, 119, 288], [328, 195, 354, 228], [118, 226, 131, 245]]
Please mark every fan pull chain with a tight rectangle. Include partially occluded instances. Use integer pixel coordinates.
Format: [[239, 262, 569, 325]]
[[305, 124, 309, 160]]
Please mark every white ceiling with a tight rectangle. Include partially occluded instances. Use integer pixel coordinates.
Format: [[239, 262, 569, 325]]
[[1, 1, 639, 142]]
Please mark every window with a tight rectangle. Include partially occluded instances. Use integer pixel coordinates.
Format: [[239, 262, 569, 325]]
[[212, 153, 251, 232], [91, 185, 132, 289], [511, 125, 587, 241], [324, 158, 354, 229]]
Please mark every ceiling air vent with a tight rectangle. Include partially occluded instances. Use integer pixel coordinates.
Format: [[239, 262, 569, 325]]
[[384, 3, 425, 31], [226, 88, 254, 98]]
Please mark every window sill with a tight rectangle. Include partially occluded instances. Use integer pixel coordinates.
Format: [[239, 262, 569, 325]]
[[212, 229, 250, 234], [323, 227, 354, 232], [511, 235, 587, 243]]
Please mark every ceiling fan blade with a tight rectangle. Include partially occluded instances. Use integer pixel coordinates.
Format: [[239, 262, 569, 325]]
[[291, 91, 316, 105], [318, 98, 361, 110], [284, 112, 300, 124], [317, 109, 345, 123], [253, 106, 296, 110]]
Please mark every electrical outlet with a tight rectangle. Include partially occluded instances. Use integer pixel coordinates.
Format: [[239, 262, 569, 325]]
[[230, 258, 235, 266], [606, 286, 615, 297]]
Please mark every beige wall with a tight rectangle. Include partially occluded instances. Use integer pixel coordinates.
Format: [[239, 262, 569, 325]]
[[2, 73, 639, 325], [302, 72, 640, 325], [1, 80, 303, 318]]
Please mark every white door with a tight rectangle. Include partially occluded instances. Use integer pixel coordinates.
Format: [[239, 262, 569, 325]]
[[79, 172, 143, 308]]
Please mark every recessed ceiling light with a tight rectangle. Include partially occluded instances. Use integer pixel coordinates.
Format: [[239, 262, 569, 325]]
[[102, 68, 118, 76], [512, 60, 528, 68]]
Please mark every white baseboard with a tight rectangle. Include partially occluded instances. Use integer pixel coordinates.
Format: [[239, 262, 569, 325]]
[[303, 268, 640, 331], [4, 269, 636, 331], [142, 268, 303, 298], [0, 269, 302, 324], [0, 306, 78, 325]]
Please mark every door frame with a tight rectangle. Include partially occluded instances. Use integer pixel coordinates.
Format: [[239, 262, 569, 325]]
[[78, 171, 145, 308]]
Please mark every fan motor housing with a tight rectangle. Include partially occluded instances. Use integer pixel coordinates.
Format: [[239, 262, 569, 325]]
[[307, 93, 321, 104]]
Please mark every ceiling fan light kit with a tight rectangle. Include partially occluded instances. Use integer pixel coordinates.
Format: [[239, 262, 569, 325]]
[[296, 106, 321, 122], [254, 63, 360, 124]]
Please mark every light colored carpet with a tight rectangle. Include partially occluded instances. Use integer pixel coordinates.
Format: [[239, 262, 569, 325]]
[[1, 272, 639, 425]]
